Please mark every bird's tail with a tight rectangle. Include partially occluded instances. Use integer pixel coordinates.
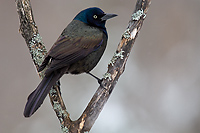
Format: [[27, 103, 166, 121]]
[[23, 72, 61, 117]]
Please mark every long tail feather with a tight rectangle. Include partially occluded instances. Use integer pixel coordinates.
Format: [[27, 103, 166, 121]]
[[24, 72, 61, 117]]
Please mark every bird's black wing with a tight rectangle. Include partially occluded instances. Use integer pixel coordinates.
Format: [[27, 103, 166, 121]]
[[43, 33, 104, 75]]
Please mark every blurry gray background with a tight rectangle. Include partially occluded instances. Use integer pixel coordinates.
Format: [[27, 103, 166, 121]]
[[1, 0, 200, 133]]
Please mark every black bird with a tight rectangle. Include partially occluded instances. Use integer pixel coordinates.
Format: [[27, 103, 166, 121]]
[[24, 7, 117, 117]]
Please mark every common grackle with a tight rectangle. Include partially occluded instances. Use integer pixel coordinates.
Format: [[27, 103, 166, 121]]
[[23, 7, 117, 117]]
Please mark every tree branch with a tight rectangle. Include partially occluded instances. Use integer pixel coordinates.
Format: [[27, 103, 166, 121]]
[[15, 0, 71, 131], [16, 0, 151, 132]]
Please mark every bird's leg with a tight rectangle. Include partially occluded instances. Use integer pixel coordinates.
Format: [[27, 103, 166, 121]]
[[86, 72, 103, 86]]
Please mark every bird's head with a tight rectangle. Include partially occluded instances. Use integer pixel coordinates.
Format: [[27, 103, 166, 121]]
[[74, 7, 117, 32]]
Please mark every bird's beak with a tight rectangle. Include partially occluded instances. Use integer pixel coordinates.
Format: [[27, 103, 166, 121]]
[[101, 13, 117, 21]]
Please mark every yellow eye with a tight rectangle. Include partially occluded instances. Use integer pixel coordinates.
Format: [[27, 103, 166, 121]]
[[93, 15, 98, 19]]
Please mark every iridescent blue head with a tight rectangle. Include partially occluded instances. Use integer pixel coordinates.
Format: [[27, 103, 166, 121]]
[[74, 7, 117, 35]]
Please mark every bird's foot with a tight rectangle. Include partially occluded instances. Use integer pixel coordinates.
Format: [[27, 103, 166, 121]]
[[86, 72, 104, 88], [98, 78, 105, 88]]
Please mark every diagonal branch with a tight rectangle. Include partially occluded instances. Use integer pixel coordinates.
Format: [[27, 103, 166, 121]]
[[77, 0, 151, 132], [15, 0, 71, 130], [16, 0, 151, 132]]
